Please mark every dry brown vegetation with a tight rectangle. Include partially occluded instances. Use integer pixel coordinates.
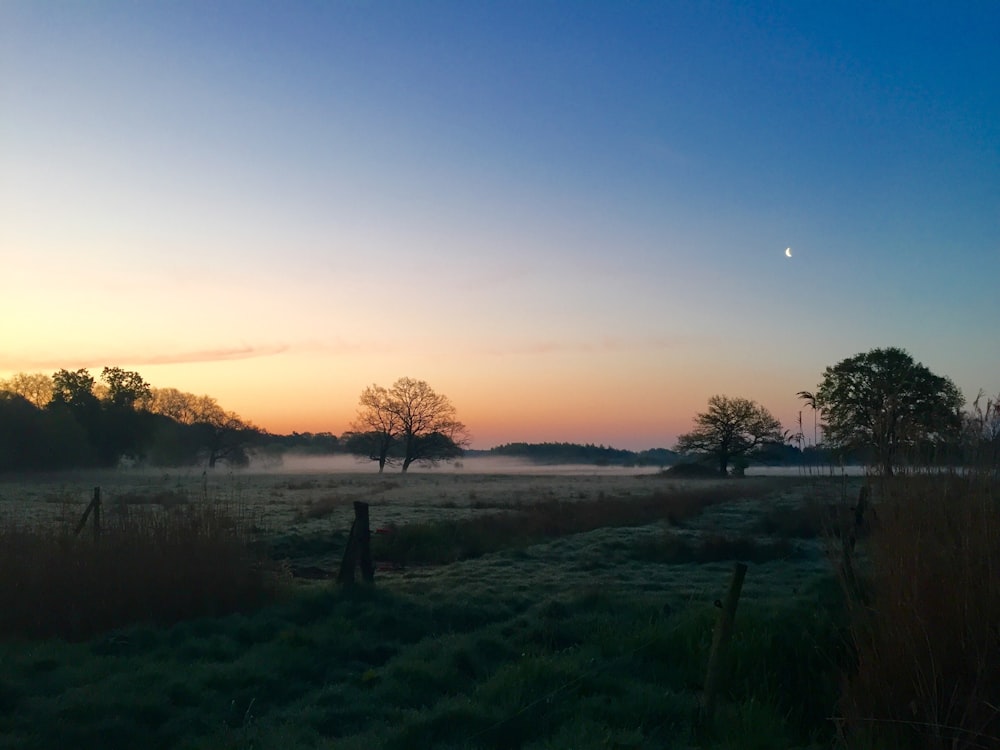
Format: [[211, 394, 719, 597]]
[[840, 471, 1000, 749], [0, 500, 278, 640]]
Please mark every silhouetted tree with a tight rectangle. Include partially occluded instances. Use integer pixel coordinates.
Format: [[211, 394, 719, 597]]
[[148, 387, 201, 423], [346, 378, 468, 472], [814, 347, 963, 476], [0, 372, 54, 407], [47, 368, 103, 462], [191, 396, 258, 468], [50, 368, 98, 410], [675, 395, 784, 477], [101, 367, 152, 409], [0, 393, 88, 470], [350, 385, 402, 472], [389, 378, 469, 472]]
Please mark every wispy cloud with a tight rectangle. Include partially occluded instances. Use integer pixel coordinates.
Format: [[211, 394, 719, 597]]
[[0, 344, 289, 372], [478, 335, 702, 357]]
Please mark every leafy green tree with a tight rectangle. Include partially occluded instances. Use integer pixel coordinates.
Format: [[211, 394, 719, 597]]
[[675, 395, 784, 477], [813, 347, 963, 476]]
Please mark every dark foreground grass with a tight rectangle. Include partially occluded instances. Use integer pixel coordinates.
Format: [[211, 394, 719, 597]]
[[371, 479, 785, 566], [0, 576, 848, 750], [0, 500, 279, 641], [633, 530, 802, 565], [840, 472, 1000, 750]]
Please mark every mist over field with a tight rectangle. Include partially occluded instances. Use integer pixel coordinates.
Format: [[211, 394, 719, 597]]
[[246, 454, 861, 477], [259, 454, 666, 476]]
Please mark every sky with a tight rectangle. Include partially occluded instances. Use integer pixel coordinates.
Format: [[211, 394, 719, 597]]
[[2, 1, 998, 450]]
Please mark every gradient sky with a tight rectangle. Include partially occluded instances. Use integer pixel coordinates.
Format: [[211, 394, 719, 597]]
[[2, 1, 998, 450]]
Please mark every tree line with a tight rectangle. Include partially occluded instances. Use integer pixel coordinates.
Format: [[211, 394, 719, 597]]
[[0, 371, 470, 474], [0, 368, 258, 472], [675, 347, 999, 476], [487, 442, 677, 467], [3, 347, 997, 475]]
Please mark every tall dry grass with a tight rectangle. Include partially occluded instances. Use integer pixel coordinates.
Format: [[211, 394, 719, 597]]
[[0, 497, 278, 641], [840, 471, 1000, 749]]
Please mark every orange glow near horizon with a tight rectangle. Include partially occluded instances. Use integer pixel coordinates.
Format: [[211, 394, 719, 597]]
[[0, 342, 813, 451]]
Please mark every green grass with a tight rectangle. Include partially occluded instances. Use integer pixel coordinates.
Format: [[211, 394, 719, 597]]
[[6, 466, 998, 749], [0, 580, 848, 750], [370, 479, 787, 566]]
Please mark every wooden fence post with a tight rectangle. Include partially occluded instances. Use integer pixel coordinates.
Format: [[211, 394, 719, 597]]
[[74, 486, 102, 541], [699, 562, 748, 729], [337, 501, 374, 585], [92, 486, 101, 543]]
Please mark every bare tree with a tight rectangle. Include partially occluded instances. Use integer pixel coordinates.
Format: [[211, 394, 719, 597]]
[[0, 372, 54, 408], [349, 384, 402, 473], [190, 396, 258, 468], [345, 378, 469, 472], [148, 387, 201, 423], [675, 395, 784, 477], [388, 378, 469, 472]]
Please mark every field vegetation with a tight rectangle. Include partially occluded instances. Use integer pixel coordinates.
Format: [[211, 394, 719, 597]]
[[0, 461, 998, 749]]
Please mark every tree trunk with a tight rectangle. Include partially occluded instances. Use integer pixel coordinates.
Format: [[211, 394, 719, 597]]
[[718, 452, 729, 477]]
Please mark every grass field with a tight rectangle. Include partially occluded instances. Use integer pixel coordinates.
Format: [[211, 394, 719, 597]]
[[0, 466, 924, 748]]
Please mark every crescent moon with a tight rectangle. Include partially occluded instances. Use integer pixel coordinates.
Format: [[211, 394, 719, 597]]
[[785, 247, 792, 258]]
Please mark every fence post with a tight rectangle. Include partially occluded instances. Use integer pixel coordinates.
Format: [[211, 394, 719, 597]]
[[92, 486, 101, 543], [338, 501, 374, 585], [699, 562, 748, 729], [74, 486, 101, 539]]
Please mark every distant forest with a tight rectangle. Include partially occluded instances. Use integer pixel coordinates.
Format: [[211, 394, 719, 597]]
[[481, 442, 678, 467], [2, 369, 693, 473]]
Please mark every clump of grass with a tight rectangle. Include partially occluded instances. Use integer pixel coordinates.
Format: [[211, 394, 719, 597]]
[[757, 499, 838, 539], [294, 494, 349, 521], [0, 501, 280, 641], [840, 472, 1000, 749], [634, 531, 800, 565], [372, 482, 783, 566], [112, 489, 189, 510]]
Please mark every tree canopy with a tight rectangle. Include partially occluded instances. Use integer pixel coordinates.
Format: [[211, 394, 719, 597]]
[[0, 369, 259, 471], [675, 395, 784, 477], [813, 347, 964, 475], [349, 385, 402, 472], [347, 377, 469, 472]]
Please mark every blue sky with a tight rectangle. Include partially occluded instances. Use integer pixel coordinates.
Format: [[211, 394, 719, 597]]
[[2, 1, 998, 448]]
